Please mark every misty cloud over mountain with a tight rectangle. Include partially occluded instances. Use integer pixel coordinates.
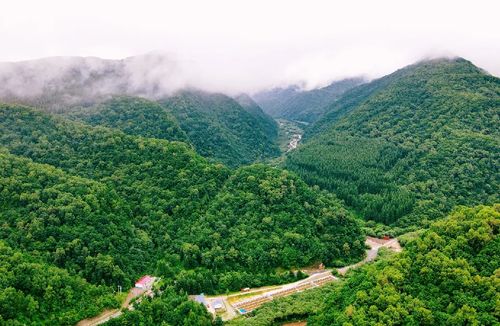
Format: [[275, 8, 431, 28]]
[[0, 53, 374, 109], [0, 53, 202, 107]]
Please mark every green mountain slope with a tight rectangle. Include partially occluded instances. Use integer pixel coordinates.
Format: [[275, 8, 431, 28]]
[[253, 78, 364, 122], [286, 58, 500, 229], [234, 204, 500, 326], [0, 103, 367, 323], [0, 55, 281, 168], [0, 103, 364, 286], [65, 96, 188, 142], [234, 93, 279, 139], [0, 240, 119, 325], [310, 205, 500, 325], [63, 93, 279, 167], [160, 90, 280, 167], [0, 149, 139, 282]]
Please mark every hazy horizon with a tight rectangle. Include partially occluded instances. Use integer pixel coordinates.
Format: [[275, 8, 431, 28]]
[[1, 0, 499, 94]]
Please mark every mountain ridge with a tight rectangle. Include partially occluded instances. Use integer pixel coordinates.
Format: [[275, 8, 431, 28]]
[[160, 90, 280, 167], [253, 77, 365, 122], [286, 57, 499, 230]]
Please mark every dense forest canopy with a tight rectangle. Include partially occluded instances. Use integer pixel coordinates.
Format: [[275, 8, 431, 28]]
[[0, 241, 119, 326], [105, 287, 215, 326], [160, 90, 280, 167], [0, 149, 138, 284], [65, 96, 188, 142], [310, 205, 500, 325], [0, 56, 498, 326], [231, 205, 499, 326], [0, 103, 364, 324], [287, 58, 500, 230], [63, 93, 280, 167]]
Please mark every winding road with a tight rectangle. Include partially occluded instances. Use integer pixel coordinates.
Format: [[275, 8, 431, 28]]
[[338, 236, 401, 275]]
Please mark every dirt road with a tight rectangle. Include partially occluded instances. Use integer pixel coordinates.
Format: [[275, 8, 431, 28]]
[[338, 237, 401, 275]]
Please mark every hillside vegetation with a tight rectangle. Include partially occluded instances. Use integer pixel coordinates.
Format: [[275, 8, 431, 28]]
[[235, 205, 499, 326], [65, 93, 279, 167], [0, 103, 364, 324], [0, 240, 119, 325], [65, 96, 188, 142], [253, 78, 364, 122], [234, 93, 279, 139], [287, 58, 500, 230], [310, 205, 499, 325], [161, 90, 280, 167]]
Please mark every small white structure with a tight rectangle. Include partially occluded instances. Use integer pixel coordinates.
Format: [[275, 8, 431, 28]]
[[213, 298, 225, 312], [135, 275, 155, 289]]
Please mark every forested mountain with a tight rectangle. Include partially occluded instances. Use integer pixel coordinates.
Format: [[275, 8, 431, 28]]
[[253, 78, 364, 122], [66, 93, 278, 167], [1, 54, 498, 326], [235, 205, 500, 325], [310, 205, 499, 325], [160, 90, 280, 167], [234, 93, 279, 139], [65, 96, 188, 142], [0, 55, 282, 167], [0, 103, 365, 324], [287, 58, 500, 230]]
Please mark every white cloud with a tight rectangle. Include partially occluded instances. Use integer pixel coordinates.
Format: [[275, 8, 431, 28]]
[[0, 0, 499, 93]]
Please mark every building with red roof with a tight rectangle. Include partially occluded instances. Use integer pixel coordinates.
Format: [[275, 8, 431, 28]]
[[135, 275, 155, 289]]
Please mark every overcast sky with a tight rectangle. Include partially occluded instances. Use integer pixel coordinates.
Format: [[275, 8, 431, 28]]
[[1, 0, 499, 93]]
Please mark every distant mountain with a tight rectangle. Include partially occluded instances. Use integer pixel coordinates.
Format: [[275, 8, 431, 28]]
[[0, 55, 281, 166], [64, 93, 279, 167], [253, 78, 365, 122], [160, 90, 280, 167], [252, 85, 301, 117], [234, 93, 279, 138], [0, 54, 187, 109], [286, 58, 500, 229]]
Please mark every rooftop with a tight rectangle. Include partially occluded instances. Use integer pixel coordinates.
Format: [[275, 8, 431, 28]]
[[136, 275, 154, 285]]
